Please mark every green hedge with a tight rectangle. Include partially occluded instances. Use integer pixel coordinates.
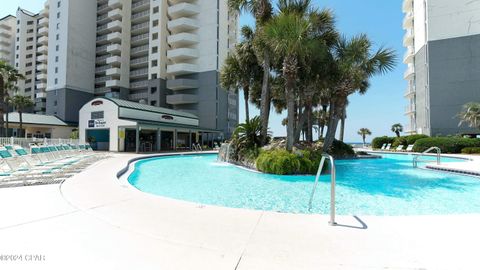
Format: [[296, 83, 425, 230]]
[[461, 147, 480, 154], [413, 137, 480, 153], [372, 136, 395, 149], [392, 134, 429, 148], [256, 149, 322, 175]]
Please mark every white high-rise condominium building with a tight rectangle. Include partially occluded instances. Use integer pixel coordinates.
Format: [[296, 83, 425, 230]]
[[402, 0, 480, 136], [3, 0, 238, 138], [0, 15, 16, 65]]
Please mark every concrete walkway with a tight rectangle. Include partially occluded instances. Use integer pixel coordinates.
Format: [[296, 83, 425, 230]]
[[0, 152, 479, 269]]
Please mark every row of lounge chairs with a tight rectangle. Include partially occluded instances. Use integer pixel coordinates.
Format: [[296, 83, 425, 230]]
[[0, 144, 104, 187], [380, 143, 415, 152]]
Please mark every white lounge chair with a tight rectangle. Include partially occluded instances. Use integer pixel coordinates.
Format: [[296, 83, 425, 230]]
[[385, 143, 392, 151], [395, 145, 404, 151], [380, 143, 387, 150], [405, 144, 414, 152]]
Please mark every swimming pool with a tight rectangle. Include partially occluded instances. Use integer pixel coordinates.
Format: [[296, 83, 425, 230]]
[[128, 153, 480, 215]]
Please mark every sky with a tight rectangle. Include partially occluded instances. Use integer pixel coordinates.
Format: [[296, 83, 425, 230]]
[[1, 0, 407, 143]]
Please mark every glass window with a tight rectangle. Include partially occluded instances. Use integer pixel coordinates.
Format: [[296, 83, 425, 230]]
[[153, 7, 159, 13], [91, 111, 104, 119]]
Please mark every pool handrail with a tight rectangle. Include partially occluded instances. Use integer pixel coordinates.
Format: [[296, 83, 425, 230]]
[[308, 153, 337, 226], [413, 146, 441, 168]]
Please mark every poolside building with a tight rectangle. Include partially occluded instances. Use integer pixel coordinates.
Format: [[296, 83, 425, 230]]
[[79, 97, 223, 152], [3, 112, 75, 138], [402, 0, 480, 136], [1, 0, 239, 140]]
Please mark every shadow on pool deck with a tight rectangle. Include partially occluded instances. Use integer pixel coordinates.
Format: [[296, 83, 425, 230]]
[[335, 215, 368, 230]]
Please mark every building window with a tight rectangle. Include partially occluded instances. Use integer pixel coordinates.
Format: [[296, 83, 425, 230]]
[[152, 60, 158, 67], [150, 87, 157, 94], [16, 29, 19, 33], [91, 111, 104, 119], [152, 33, 158, 40], [153, 7, 159, 13], [56, 23, 60, 30], [55, 56, 59, 62], [15, 54, 18, 59], [27, 21, 34, 25], [54, 78, 58, 84], [150, 100, 157, 106], [153, 20, 158, 27], [151, 74, 157, 79], [55, 67, 58, 73], [57, 1, 61, 8], [26, 45, 33, 50], [152, 46, 158, 53], [16, 45, 19, 50], [56, 45, 59, 51], [27, 37, 33, 42], [57, 12, 60, 19], [54, 100, 58, 106], [26, 70, 32, 75], [56, 34, 59, 40], [26, 54, 33, 59], [27, 29, 33, 33]]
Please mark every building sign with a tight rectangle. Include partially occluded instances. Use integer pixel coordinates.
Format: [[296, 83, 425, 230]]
[[161, 115, 174, 120], [91, 100, 103, 106], [88, 119, 107, 128]]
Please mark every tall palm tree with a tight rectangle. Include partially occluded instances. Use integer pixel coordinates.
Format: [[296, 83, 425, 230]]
[[391, 123, 403, 137], [458, 102, 480, 130], [228, 0, 273, 145], [322, 34, 396, 152], [357, 128, 372, 145], [0, 61, 24, 136], [11, 95, 34, 138], [220, 26, 262, 122]]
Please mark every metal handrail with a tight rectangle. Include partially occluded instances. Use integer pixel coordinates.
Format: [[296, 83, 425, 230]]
[[413, 146, 441, 168], [309, 153, 337, 226]]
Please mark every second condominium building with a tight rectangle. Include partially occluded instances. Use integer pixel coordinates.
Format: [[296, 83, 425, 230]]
[[402, 0, 480, 136], [1, 0, 239, 138]]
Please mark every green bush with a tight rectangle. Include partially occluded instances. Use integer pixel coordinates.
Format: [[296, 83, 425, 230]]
[[330, 139, 355, 158], [391, 134, 429, 148], [461, 147, 480, 154], [392, 137, 407, 148], [413, 137, 480, 153], [256, 149, 324, 175], [371, 136, 395, 149]]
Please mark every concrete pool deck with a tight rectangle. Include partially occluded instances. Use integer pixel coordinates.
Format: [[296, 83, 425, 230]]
[[1, 152, 480, 269]]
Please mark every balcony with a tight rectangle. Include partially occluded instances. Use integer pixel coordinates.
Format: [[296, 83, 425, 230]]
[[97, 3, 110, 13], [131, 21, 149, 35], [167, 17, 199, 32], [107, 20, 122, 32], [96, 55, 109, 64], [108, 0, 122, 9], [37, 64, 48, 71], [38, 36, 48, 45], [167, 78, 199, 90], [36, 73, 48, 81], [95, 76, 110, 84], [130, 68, 148, 78], [402, 0, 413, 13], [0, 28, 11, 38], [36, 92, 47, 99], [40, 8, 49, 17], [403, 29, 414, 47], [130, 44, 149, 56], [167, 48, 198, 61], [97, 24, 108, 34], [130, 80, 149, 89], [403, 12, 413, 30], [36, 82, 47, 89], [0, 37, 9, 46], [107, 44, 121, 54], [95, 65, 109, 73], [405, 104, 416, 115], [168, 3, 200, 19], [97, 14, 110, 24], [108, 9, 122, 20], [132, 0, 149, 12], [130, 56, 148, 67], [38, 26, 49, 36], [106, 79, 122, 88], [167, 33, 199, 46], [403, 47, 414, 64], [166, 94, 198, 105], [131, 33, 149, 45], [37, 45, 48, 54], [404, 87, 415, 98], [131, 10, 149, 23], [106, 55, 122, 65], [96, 44, 108, 54], [38, 17, 48, 27], [106, 67, 121, 77], [129, 91, 148, 101], [167, 63, 198, 75], [107, 32, 122, 42], [37, 55, 48, 63], [96, 34, 108, 44], [404, 65, 415, 80]]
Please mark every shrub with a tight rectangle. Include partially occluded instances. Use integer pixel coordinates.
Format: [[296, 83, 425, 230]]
[[330, 139, 355, 158], [256, 149, 325, 175], [413, 137, 480, 153], [461, 147, 480, 154], [371, 136, 395, 149], [404, 134, 429, 145], [392, 137, 407, 148]]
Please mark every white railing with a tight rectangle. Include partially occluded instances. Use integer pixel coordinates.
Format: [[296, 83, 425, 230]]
[[0, 137, 80, 150]]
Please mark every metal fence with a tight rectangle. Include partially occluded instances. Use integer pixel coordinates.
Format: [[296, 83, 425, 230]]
[[0, 137, 80, 150]]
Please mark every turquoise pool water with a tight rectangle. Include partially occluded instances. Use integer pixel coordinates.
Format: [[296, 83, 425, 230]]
[[128, 153, 480, 215]]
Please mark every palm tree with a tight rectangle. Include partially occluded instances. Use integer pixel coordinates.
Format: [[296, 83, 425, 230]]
[[220, 26, 262, 122], [228, 0, 273, 145], [11, 95, 34, 138], [322, 35, 396, 152], [357, 128, 372, 145], [0, 61, 24, 136], [265, 2, 321, 150], [391, 123, 403, 137], [458, 102, 480, 130]]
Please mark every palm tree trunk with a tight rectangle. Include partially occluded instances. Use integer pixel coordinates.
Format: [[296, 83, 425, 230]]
[[323, 98, 345, 152], [306, 102, 313, 142], [243, 85, 250, 122], [260, 52, 271, 145], [5, 106, 8, 137], [339, 108, 346, 142]]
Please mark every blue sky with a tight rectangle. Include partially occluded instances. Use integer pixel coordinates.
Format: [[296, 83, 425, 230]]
[[2, 0, 406, 142]]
